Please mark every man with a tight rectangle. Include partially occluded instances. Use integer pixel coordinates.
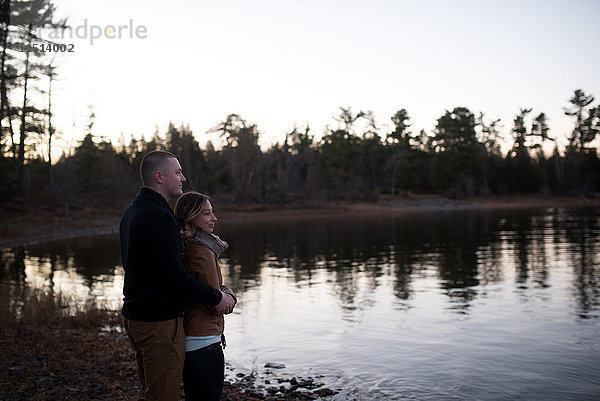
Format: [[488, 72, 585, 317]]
[[120, 150, 235, 401]]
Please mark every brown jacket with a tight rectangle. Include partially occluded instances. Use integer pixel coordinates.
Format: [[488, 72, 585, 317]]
[[182, 242, 235, 336]]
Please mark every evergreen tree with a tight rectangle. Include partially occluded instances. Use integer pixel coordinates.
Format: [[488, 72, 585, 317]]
[[564, 89, 598, 152], [11, 0, 65, 192], [210, 114, 262, 203], [563, 90, 600, 195], [166, 122, 205, 191], [319, 107, 366, 197], [387, 108, 416, 195], [506, 108, 541, 193], [430, 107, 483, 197]]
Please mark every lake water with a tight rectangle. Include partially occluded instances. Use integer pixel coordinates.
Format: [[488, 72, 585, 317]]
[[1, 207, 599, 400]]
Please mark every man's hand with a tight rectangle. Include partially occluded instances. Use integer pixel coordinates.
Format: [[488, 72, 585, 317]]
[[214, 291, 235, 315]]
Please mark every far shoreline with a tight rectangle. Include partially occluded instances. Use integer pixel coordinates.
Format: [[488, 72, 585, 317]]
[[1, 195, 598, 249]]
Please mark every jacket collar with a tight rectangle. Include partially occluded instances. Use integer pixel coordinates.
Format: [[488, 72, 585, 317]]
[[137, 187, 172, 211]]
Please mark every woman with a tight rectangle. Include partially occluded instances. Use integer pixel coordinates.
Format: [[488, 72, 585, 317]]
[[174, 191, 236, 401]]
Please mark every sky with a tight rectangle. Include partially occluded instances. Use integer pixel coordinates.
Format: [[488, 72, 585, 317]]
[[41, 0, 600, 154]]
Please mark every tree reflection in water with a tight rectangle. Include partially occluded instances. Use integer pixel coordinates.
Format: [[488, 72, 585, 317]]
[[0, 208, 598, 318]]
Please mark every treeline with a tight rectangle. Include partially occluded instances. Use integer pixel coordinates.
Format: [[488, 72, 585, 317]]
[[1, 93, 599, 211], [1, 2, 599, 210]]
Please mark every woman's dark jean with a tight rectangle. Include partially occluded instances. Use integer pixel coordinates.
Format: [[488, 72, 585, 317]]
[[182, 342, 224, 401]]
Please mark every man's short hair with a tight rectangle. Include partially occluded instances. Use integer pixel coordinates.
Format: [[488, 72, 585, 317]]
[[140, 150, 177, 186]]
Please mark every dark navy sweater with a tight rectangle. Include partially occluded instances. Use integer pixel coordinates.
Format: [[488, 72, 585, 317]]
[[120, 187, 222, 321]]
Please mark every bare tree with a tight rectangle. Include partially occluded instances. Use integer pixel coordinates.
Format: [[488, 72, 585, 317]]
[[42, 61, 56, 186]]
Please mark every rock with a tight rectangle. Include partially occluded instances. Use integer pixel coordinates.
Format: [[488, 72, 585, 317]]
[[264, 362, 286, 369], [266, 386, 279, 394], [64, 375, 84, 384], [299, 378, 316, 389], [37, 376, 53, 385], [87, 387, 103, 397], [298, 390, 318, 400], [244, 389, 265, 399], [316, 388, 337, 397], [8, 365, 26, 377]]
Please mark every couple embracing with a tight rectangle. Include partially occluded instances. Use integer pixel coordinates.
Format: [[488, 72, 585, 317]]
[[120, 150, 235, 401]]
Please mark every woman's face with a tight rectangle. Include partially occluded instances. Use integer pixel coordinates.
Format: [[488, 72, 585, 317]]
[[192, 200, 217, 233]]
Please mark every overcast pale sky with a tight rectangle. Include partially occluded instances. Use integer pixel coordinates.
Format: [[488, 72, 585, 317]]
[[45, 0, 600, 153]]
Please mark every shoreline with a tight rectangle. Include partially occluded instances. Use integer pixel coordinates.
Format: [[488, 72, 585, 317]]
[[1, 196, 598, 249], [0, 287, 338, 401]]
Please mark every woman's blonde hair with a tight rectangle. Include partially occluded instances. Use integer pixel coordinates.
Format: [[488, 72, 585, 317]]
[[174, 191, 209, 240]]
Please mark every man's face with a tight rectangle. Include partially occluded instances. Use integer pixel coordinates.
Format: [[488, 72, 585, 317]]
[[161, 157, 186, 199]]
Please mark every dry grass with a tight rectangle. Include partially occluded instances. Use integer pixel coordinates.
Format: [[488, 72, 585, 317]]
[[0, 283, 120, 331], [0, 284, 134, 400]]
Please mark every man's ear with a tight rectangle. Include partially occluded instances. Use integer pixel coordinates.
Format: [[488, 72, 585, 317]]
[[154, 170, 163, 184]]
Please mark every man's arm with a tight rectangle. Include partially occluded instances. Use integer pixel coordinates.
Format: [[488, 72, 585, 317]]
[[152, 213, 223, 306]]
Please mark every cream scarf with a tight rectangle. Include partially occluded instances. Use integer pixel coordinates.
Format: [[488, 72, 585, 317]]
[[188, 229, 229, 257]]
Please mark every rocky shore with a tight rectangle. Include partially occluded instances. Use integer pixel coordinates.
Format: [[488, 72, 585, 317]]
[[0, 286, 337, 401], [1, 325, 338, 401], [224, 369, 338, 400]]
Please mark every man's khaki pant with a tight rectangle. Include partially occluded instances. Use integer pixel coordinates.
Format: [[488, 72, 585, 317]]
[[124, 317, 185, 401]]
